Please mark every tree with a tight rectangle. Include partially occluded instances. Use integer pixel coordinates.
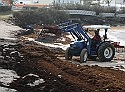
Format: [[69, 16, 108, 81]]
[[104, 0, 112, 6], [13, 8, 69, 27], [10, 0, 14, 5]]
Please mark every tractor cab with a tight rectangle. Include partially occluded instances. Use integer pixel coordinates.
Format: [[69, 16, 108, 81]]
[[83, 25, 111, 41], [58, 22, 115, 63], [83, 25, 111, 52]]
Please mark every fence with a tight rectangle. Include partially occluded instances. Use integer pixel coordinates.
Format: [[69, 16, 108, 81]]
[[99, 13, 115, 17], [62, 10, 125, 18], [116, 14, 125, 17], [62, 10, 96, 16]]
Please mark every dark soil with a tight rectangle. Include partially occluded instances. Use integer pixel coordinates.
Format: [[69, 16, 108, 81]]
[[9, 43, 125, 92], [1, 21, 124, 92]]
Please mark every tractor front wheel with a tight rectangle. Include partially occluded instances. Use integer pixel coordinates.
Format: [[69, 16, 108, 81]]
[[98, 42, 115, 62], [65, 47, 72, 60], [80, 49, 88, 63]]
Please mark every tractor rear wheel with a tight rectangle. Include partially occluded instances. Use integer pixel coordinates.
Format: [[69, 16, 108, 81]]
[[98, 42, 115, 62], [80, 49, 88, 63], [65, 47, 72, 60]]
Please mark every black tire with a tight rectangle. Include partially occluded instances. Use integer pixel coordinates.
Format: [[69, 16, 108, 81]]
[[80, 49, 88, 63], [65, 47, 72, 60], [98, 42, 115, 62]]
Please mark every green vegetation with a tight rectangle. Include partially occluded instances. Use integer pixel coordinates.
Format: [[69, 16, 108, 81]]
[[22, 6, 38, 11], [13, 8, 69, 27], [12, 3, 125, 26], [0, 6, 12, 20], [53, 3, 116, 13], [0, 6, 12, 12]]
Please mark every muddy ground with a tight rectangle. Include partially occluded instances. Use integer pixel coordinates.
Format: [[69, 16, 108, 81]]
[[1, 21, 125, 92], [8, 42, 125, 92]]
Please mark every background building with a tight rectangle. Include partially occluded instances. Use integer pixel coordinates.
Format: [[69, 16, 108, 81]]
[[55, 0, 80, 4], [14, 0, 32, 4], [12, 0, 125, 6], [0, 0, 11, 5], [15, 0, 53, 4], [15, 0, 81, 5], [100, 0, 125, 8]]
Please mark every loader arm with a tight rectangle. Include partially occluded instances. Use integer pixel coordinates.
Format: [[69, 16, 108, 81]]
[[58, 22, 92, 54]]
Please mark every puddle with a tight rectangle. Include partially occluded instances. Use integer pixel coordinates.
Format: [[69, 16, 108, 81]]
[[0, 87, 16, 92], [0, 69, 20, 86], [0, 69, 20, 92], [0, 68, 19, 92]]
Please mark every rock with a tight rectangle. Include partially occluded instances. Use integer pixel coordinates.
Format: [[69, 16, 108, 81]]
[[0, 56, 4, 59], [2, 48, 15, 56], [10, 51, 21, 57]]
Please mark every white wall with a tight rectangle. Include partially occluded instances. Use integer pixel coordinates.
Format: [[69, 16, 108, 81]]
[[15, 0, 31, 4], [110, 0, 124, 4], [100, 0, 125, 7], [38, 0, 53, 4], [16, 0, 54, 4], [55, 0, 80, 4]]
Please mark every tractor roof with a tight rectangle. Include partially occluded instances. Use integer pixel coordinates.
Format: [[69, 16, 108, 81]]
[[83, 25, 111, 29]]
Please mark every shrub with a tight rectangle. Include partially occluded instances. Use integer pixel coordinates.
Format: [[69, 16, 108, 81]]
[[13, 10, 41, 27], [53, 3, 116, 13], [13, 8, 69, 27], [22, 6, 38, 11], [0, 6, 12, 12]]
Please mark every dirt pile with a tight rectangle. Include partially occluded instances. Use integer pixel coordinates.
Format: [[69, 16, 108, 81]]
[[10, 44, 80, 92], [1, 17, 125, 92], [9, 43, 125, 92]]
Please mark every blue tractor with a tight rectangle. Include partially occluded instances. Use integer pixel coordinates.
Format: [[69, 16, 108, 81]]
[[58, 22, 115, 63]]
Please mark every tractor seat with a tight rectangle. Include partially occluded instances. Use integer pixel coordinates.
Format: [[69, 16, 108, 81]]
[[91, 38, 101, 50]]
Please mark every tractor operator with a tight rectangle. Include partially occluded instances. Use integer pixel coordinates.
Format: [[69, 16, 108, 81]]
[[92, 29, 101, 42], [92, 29, 101, 48]]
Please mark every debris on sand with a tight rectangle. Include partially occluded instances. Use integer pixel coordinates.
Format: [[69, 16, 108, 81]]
[[1, 20, 125, 92], [9, 43, 125, 92]]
